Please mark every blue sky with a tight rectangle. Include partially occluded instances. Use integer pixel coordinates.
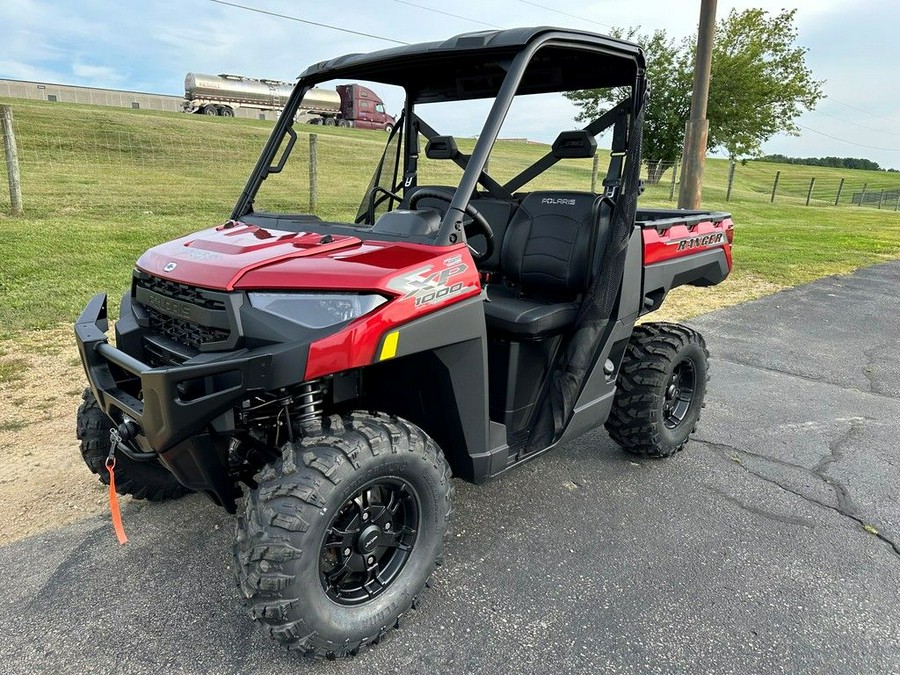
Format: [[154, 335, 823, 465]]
[[2, 0, 899, 168]]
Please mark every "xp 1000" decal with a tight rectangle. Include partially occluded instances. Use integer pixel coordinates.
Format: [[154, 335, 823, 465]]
[[668, 231, 725, 252], [388, 257, 473, 308]]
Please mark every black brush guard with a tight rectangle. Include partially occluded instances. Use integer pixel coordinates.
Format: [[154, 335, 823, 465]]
[[74, 292, 290, 511]]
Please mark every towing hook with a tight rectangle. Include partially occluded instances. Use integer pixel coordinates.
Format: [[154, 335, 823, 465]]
[[114, 418, 140, 443]]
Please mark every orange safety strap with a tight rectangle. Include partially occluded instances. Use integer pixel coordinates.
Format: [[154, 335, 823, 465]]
[[105, 457, 128, 545]]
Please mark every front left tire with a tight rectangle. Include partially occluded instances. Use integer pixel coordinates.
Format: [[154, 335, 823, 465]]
[[76, 388, 191, 500], [234, 412, 453, 659]]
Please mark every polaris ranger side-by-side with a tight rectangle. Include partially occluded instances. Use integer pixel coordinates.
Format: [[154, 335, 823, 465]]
[[75, 27, 733, 658]]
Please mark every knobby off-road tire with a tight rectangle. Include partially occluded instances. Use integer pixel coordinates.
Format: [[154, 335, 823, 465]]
[[76, 388, 191, 500], [606, 322, 709, 458], [234, 412, 453, 659]]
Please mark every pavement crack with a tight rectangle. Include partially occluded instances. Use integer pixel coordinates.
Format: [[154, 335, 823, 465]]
[[712, 356, 900, 401], [701, 484, 814, 528], [694, 437, 900, 560], [862, 343, 897, 398], [811, 417, 867, 516]]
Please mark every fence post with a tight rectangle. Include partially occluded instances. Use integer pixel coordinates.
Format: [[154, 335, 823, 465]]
[[725, 161, 736, 202], [859, 182, 867, 207], [834, 178, 844, 206], [590, 154, 599, 193], [669, 160, 678, 202], [308, 133, 318, 213], [1, 105, 23, 216], [878, 188, 885, 209], [895, 193, 900, 211], [805, 177, 815, 206], [770, 171, 780, 203]]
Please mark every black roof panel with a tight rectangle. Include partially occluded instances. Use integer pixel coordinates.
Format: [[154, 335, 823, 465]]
[[298, 27, 644, 103]]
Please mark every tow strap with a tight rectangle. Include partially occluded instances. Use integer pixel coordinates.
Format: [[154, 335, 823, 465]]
[[105, 445, 128, 545]]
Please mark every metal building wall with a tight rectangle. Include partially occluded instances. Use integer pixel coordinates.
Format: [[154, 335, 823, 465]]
[[0, 78, 278, 120]]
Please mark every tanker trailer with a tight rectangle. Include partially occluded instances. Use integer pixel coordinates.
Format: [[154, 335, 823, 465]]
[[182, 73, 341, 120]]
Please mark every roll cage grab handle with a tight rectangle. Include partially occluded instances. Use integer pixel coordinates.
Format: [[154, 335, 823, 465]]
[[232, 83, 315, 220]]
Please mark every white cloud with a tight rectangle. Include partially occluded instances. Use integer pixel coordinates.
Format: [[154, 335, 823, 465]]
[[71, 63, 124, 86]]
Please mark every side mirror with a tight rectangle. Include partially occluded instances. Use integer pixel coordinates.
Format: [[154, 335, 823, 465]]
[[425, 136, 459, 160]]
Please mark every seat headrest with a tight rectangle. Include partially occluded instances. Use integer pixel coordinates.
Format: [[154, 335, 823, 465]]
[[425, 136, 459, 160], [551, 130, 597, 159]]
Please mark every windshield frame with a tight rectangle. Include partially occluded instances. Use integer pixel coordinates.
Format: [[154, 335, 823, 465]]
[[231, 30, 645, 247]]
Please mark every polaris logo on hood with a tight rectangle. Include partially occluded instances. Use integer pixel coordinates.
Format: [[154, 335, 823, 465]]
[[541, 197, 577, 206]]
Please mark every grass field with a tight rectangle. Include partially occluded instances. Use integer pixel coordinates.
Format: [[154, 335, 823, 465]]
[[2, 96, 900, 332]]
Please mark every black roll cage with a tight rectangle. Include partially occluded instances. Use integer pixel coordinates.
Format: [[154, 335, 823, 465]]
[[232, 28, 646, 246]]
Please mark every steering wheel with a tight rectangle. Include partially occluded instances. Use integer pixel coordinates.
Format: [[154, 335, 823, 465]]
[[408, 189, 495, 262], [358, 186, 403, 225]]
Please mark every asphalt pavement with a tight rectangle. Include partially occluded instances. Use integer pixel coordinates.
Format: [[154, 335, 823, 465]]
[[3, 262, 899, 675]]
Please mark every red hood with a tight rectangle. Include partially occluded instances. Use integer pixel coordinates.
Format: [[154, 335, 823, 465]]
[[136, 222, 446, 293]]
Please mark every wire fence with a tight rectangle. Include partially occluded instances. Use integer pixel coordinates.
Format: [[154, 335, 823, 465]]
[[640, 159, 900, 210], [3, 98, 900, 219]]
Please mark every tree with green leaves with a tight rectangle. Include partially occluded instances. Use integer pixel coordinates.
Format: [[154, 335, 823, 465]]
[[565, 28, 692, 184], [565, 8, 824, 183]]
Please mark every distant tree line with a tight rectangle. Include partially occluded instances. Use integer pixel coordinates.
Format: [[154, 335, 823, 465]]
[[758, 154, 898, 171]]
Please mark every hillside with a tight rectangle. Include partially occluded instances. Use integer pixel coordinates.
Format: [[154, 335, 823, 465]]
[[1, 97, 900, 330]]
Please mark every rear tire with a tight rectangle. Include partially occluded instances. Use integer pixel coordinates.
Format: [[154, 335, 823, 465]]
[[384, 123, 394, 133], [605, 322, 709, 458], [234, 412, 453, 659], [220, 106, 234, 117], [76, 389, 191, 501], [323, 117, 336, 126], [202, 104, 219, 116], [337, 119, 350, 128]]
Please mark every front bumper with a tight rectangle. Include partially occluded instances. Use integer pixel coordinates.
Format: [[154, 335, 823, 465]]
[[75, 293, 275, 453], [75, 292, 313, 511]]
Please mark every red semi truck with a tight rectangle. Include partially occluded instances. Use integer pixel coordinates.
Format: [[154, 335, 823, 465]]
[[182, 73, 396, 131]]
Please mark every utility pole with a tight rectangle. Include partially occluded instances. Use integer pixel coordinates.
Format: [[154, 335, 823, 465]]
[[678, 0, 717, 210]]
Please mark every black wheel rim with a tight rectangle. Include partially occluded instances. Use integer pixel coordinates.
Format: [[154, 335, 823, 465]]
[[663, 359, 696, 429], [319, 478, 419, 606]]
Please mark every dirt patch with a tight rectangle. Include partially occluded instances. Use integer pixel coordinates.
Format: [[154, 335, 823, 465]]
[[0, 327, 119, 545], [0, 274, 783, 545]]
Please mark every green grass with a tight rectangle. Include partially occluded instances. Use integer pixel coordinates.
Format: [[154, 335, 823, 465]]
[[0, 357, 28, 383], [1, 96, 900, 331], [0, 418, 29, 432]]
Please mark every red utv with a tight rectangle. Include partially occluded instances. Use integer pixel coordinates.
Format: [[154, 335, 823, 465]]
[[75, 27, 733, 658]]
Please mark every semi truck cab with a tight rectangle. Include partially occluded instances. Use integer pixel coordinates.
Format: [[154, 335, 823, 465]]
[[336, 83, 396, 131]]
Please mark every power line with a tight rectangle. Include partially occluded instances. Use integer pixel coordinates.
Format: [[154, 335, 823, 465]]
[[827, 98, 898, 125], [797, 124, 900, 152], [393, 0, 502, 28], [204, 0, 409, 45], [515, 0, 614, 29], [810, 109, 900, 138]]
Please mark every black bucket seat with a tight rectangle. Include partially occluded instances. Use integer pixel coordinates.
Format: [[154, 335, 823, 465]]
[[483, 191, 609, 339]]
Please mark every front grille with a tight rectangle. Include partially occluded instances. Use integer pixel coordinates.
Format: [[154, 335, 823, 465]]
[[136, 275, 226, 311], [133, 272, 235, 351], [144, 305, 230, 349]]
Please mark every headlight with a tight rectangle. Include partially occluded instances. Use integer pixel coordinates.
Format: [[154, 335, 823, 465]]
[[248, 292, 387, 329]]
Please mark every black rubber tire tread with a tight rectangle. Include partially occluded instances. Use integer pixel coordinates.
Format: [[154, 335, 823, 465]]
[[234, 411, 453, 659], [605, 322, 709, 458], [76, 388, 191, 501]]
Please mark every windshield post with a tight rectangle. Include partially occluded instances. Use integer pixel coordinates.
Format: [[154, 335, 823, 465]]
[[231, 80, 312, 220], [436, 45, 536, 246]]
